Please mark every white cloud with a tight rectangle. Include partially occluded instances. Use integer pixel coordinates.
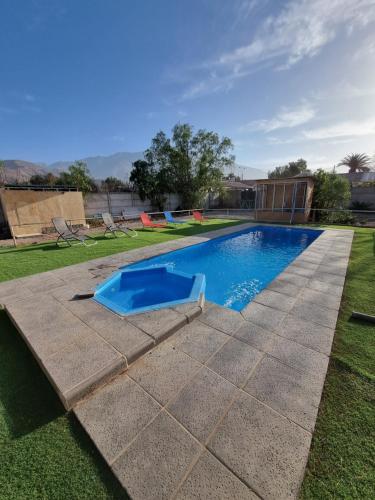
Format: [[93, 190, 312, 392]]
[[180, 0, 375, 99], [218, 0, 375, 70], [303, 117, 375, 139], [241, 102, 315, 132]]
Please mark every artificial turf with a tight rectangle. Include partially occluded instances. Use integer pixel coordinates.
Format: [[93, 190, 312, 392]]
[[300, 227, 375, 499], [0, 218, 242, 499]]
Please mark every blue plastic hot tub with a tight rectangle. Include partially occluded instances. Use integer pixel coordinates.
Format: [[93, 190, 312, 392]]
[[93, 265, 205, 316]]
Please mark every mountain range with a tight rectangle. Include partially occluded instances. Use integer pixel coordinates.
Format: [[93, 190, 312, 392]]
[[1, 152, 267, 183]]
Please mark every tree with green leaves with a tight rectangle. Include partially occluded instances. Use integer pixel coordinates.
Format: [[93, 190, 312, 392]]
[[143, 123, 234, 208], [55, 161, 94, 195], [268, 158, 310, 179], [101, 176, 127, 192], [29, 172, 57, 186], [312, 169, 352, 223], [130, 160, 168, 210], [338, 153, 371, 173]]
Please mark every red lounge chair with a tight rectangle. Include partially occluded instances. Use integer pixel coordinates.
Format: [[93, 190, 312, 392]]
[[140, 212, 168, 229], [192, 211, 207, 223]]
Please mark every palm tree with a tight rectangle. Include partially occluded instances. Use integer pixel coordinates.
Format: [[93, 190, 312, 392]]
[[338, 153, 371, 173]]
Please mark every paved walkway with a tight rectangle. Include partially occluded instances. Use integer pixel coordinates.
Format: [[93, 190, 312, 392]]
[[1, 223, 353, 499]]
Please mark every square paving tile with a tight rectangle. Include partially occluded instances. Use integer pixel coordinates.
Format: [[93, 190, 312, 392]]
[[207, 338, 263, 387], [253, 289, 297, 313], [128, 343, 202, 405], [289, 301, 338, 329], [306, 279, 343, 297], [234, 321, 278, 352], [277, 315, 334, 355], [244, 356, 321, 431], [199, 303, 244, 334], [266, 335, 329, 385], [312, 271, 345, 286], [276, 271, 309, 288], [286, 265, 316, 278], [74, 374, 161, 463], [299, 288, 342, 311], [208, 392, 311, 499], [44, 334, 126, 408], [169, 321, 229, 363], [176, 450, 259, 499], [127, 308, 187, 343], [241, 302, 286, 331], [167, 366, 237, 442], [112, 411, 201, 500], [267, 279, 301, 298]]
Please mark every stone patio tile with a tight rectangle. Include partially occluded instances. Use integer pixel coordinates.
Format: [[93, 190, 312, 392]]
[[266, 335, 329, 383], [289, 301, 338, 329], [112, 411, 201, 500], [278, 315, 334, 355], [207, 338, 263, 387], [267, 279, 301, 298], [241, 302, 286, 331], [167, 366, 237, 442], [316, 263, 348, 277], [277, 271, 309, 287], [128, 343, 201, 405], [127, 308, 187, 343], [44, 333, 126, 409], [306, 279, 343, 297], [313, 271, 345, 286], [321, 256, 348, 267], [253, 289, 297, 313], [293, 253, 323, 265], [244, 356, 321, 431], [199, 303, 245, 335], [59, 298, 155, 363], [299, 288, 342, 311], [172, 302, 202, 323], [169, 321, 228, 363], [176, 450, 259, 499], [0, 285, 35, 305], [5, 295, 97, 359], [208, 392, 311, 500], [74, 374, 161, 463], [234, 321, 278, 352], [290, 260, 319, 271], [24, 275, 66, 293], [286, 265, 316, 278]]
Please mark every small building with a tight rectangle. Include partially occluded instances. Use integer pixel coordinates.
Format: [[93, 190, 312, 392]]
[[254, 176, 314, 223], [208, 180, 256, 209]]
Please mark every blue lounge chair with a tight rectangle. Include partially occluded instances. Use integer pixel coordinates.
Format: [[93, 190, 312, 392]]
[[164, 211, 187, 224]]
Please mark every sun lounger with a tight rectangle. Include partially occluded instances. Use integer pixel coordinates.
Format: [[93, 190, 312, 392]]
[[140, 212, 168, 229], [163, 211, 187, 224], [102, 212, 137, 238], [52, 217, 97, 247], [192, 211, 207, 223]]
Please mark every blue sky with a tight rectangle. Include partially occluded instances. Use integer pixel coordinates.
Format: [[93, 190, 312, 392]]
[[1, 0, 375, 173]]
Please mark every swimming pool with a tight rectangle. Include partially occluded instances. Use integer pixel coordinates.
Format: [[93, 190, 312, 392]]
[[123, 225, 321, 312]]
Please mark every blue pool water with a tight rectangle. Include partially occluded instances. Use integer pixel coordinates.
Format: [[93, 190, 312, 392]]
[[124, 225, 321, 312]]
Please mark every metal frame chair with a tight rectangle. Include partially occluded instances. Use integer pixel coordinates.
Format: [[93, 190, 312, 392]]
[[102, 212, 137, 238], [52, 217, 97, 247]]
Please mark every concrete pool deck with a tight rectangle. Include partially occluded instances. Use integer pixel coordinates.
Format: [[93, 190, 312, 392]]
[[0, 222, 353, 499]]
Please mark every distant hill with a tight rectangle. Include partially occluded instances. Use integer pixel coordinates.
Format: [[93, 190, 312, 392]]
[[1, 152, 267, 183], [49, 152, 144, 180], [1, 160, 46, 183]]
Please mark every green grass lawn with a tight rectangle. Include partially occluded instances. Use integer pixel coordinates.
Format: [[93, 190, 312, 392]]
[[0, 219, 243, 282], [301, 227, 375, 499], [0, 218, 242, 499], [0, 221, 374, 498]]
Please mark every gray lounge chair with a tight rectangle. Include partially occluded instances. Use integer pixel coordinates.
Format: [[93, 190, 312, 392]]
[[52, 217, 97, 247], [102, 212, 137, 238]]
